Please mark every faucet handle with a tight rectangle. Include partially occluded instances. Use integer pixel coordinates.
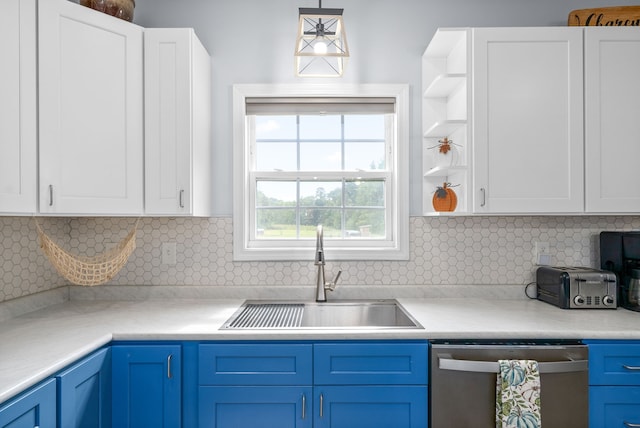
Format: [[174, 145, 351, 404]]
[[333, 270, 342, 284], [326, 270, 342, 291]]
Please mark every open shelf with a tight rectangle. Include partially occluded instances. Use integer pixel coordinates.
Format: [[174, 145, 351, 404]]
[[424, 165, 467, 178], [423, 74, 466, 98], [423, 120, 466, 138], [422, 28, 470, 216]]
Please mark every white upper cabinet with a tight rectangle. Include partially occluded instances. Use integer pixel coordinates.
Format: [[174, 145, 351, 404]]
[[585, 27, 640, 213], [144, 28, 212, 216], [472, 27, 584, 214], [38, 0, 144, 215], [0, 0, 37, 214], [424, 26, 640, 215]]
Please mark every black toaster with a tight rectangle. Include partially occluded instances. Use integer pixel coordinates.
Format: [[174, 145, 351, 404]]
[[536, 266, 617, 309]]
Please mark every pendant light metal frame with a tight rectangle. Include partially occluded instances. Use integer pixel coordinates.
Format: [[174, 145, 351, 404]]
[[294, 2, 349, 77]]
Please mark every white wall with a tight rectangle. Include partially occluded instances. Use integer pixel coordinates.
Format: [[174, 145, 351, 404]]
[[134, 0, 639, 216]]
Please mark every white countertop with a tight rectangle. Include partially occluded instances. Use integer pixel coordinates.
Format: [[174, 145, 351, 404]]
[[1, 295, 640, 403]]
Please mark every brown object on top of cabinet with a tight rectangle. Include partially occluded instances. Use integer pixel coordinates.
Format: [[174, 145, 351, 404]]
[[568, 6, 640, 26]]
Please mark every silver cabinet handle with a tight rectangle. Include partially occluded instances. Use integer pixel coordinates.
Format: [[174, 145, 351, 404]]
[[302, 394, 306, 419], [167, 354, 173, 379], [438, 354, 588, 374], [624, 422, 640, 428], [480, 187, 486, 207], [623, 365, 640, 371], [49, 185, 53, 206], [319, 393, 324, 418], [179, 189, 185, 208]]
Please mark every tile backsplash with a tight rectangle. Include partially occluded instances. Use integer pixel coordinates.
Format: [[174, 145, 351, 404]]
[[1, 215, 638, 303]]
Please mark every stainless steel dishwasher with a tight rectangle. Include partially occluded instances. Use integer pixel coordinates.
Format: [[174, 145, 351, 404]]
[[430, 340, 588, 427]]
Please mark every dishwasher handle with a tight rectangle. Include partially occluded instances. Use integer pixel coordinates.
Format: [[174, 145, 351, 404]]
[[438, 353, 588, 374]]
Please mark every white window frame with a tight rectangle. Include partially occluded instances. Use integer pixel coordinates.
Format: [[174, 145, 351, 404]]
[[233, 84, 409, 261]]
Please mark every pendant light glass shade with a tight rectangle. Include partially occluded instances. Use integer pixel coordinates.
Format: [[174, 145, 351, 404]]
[[294, 7, 349, 77]]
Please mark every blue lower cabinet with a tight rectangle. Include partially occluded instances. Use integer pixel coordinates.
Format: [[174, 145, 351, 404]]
[[586, 340, 640, 428], [199, 386, 313, 428], [196, 341, 428, 428], [314, 386, 427, 428], [112, 344, 182, 427], [590, 386, 640, 428], [0, 378, 56, 428], [57, 347, 111, 428]]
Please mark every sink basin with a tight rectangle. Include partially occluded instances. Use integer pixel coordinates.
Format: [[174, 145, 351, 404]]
[[221, 300, 422, 329]]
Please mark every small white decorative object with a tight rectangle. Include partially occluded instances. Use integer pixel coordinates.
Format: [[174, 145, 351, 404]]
[[428, 137, 460, 168]]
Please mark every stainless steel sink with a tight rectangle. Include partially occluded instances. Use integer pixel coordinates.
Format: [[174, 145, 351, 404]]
[[221, 299, 422, 329]]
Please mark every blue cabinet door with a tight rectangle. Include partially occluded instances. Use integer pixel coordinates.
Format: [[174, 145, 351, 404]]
[[199, 386, 313, 428], [0, 378, 56, 428], [112, 344, 181, 427], [314, 386, 428, 428], [590, 386, 640, 428], [57, 347, 111, 428]]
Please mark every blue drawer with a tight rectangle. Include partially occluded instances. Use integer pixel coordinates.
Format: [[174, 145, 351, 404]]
[[588, 342, 640, 386], [199, 343, 313, 385], [314, 342, 428, 385]]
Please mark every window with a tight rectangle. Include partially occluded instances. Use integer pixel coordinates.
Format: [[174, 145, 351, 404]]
[[233, 84, 409, 261]]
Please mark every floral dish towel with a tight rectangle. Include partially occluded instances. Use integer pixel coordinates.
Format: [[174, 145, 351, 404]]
[[496, 359, 541, 428]]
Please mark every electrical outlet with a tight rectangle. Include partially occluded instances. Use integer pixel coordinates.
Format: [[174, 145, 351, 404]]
[[533, 241, 550, 265], [162, 242, 177, 265]]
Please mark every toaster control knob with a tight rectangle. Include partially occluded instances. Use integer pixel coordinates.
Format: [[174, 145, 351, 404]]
[[574, 295, 585, 306], [603, 295, 615, 306]]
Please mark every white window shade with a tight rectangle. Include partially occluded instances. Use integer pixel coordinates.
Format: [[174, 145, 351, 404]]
[[245, 97, 396, 115]]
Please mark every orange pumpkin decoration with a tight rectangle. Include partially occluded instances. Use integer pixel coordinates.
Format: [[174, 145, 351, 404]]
[[432, 182, 458, 212]]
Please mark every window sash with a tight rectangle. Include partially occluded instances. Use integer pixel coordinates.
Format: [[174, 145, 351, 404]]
[[250, 114, 392, 173], [249, 172, 393, 244]]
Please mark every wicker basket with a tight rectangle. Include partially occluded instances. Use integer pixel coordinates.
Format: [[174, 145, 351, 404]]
[[36, 221, 137, 286]]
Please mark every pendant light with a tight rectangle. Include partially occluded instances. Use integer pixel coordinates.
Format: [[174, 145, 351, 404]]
[[294, 0, 349, 77]]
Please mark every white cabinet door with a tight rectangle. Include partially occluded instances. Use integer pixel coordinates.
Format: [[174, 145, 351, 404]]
[[38, 0, 143, 215], [585, 28, 640, 213], [144, 28, 212, 216], [0, 0, 37, 214], [472, 27, 584, 213]]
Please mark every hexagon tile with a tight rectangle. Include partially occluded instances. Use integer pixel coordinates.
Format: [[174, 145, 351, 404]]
[[1, 215, 639, 303]]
